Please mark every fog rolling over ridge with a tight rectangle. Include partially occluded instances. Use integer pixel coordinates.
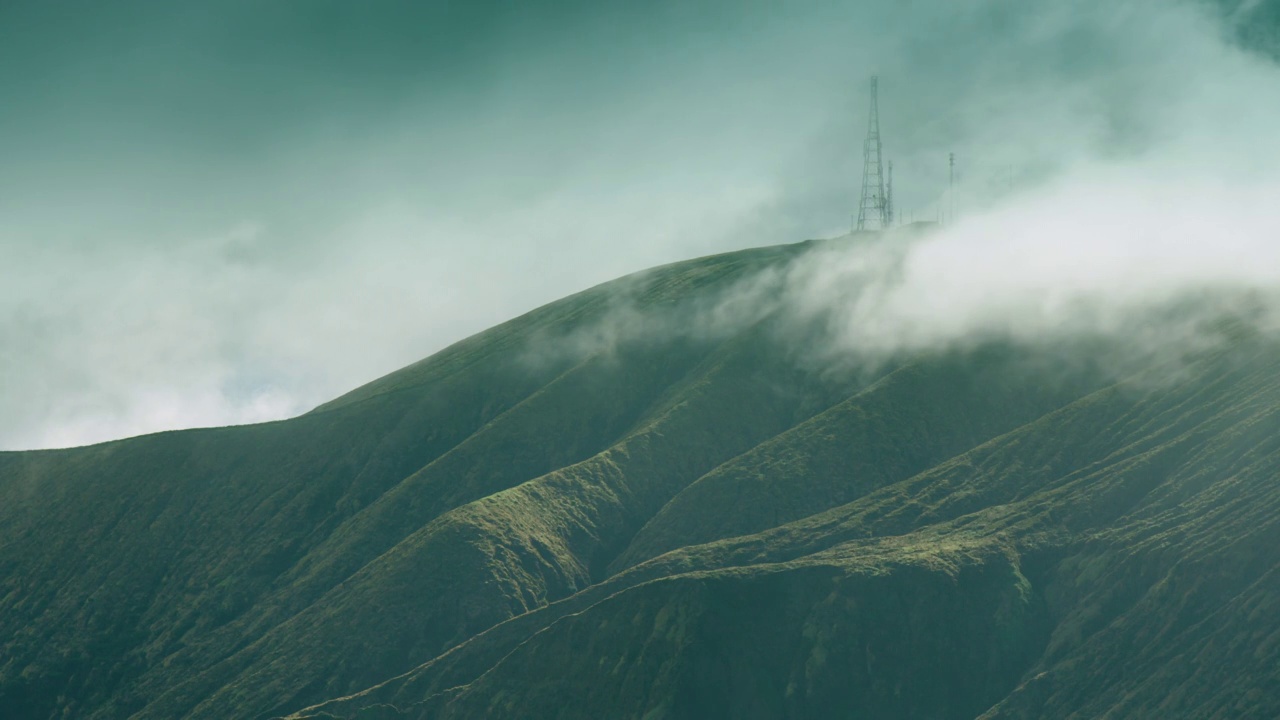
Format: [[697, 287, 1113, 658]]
[[2, 0, 1278, 449], [7, 4, 1280, 718]]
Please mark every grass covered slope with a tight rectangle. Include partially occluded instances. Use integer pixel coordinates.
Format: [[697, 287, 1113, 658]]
[[0, 241, 841, 719], [296, 338, 1280, 720], [3, 236, 1280, 719]]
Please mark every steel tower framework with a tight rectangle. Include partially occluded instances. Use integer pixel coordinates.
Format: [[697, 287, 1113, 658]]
[[856, 76, 889, 231]]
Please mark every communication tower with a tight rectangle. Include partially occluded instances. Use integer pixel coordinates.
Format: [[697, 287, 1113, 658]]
[[856, 76, 890, 231]]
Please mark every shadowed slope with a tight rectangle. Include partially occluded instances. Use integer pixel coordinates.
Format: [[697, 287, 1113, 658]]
[[610, 345, 1108, 573], [4, 238, 1280, 720], [293, 339, 1280, 720], [0, 243, 824, 720]]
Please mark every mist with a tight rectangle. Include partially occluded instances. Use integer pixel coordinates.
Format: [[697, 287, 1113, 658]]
[[2, 0, 1276, 450]]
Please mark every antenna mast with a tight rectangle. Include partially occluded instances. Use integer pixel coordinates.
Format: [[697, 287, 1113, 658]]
[[948, 152, 956, 223], [856, 76, 889, 231], [886, 160, 895, 227]]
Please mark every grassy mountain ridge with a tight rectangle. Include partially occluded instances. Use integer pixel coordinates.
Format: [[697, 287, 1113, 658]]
[[3, 237, 1279, 719], [609, 345, 1110, 572], [294, 338, 1280, 719], [135, 326, 853, 720], [0, 240, 836, 719]]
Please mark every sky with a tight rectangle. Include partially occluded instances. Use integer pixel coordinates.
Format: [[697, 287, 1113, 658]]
[[1, 0, 1277, 450]]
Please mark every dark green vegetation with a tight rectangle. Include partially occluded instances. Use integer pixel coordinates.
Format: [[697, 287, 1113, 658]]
[[3, 237, 1280, 719]]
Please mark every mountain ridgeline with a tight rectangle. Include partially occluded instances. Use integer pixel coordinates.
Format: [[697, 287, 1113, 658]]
[[2, 236, 1280, 719]]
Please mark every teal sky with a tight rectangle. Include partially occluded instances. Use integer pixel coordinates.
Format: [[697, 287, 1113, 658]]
[[1, 0, 1276, 449]]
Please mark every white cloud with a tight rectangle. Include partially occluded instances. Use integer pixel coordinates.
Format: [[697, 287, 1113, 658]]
[[3, 0, 1277, 449]]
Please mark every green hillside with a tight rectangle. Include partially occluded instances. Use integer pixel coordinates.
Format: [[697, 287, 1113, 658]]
[[2, 237, 1279, 719]]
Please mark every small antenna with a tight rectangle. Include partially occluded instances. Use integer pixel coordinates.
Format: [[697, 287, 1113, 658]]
[[948, 152, 956, 223], [886, 161, 895, 228]]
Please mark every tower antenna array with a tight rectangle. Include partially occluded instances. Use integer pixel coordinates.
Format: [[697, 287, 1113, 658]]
[[856, 76, 889, 231]]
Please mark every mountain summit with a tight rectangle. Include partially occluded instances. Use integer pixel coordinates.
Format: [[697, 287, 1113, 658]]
[[2, 239, 1279, 719]]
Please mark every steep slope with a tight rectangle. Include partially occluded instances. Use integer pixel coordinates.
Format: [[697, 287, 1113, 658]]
[[3, 236, 1280, 720], [295, 337, 1280, 720], [610, 345, 1107, 572], [133, 325, 854, 720], [0, 241, 847, 719]]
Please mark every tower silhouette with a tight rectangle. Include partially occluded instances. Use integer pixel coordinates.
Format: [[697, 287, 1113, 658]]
[[856, 76, 889, 231]]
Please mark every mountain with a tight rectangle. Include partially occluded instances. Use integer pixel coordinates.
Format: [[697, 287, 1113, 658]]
[[2, 236, 1280, 719]]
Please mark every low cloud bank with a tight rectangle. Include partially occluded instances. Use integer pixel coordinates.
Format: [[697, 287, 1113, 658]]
[[4, 0, 1277, 449], [545, 0, 1280, 378]]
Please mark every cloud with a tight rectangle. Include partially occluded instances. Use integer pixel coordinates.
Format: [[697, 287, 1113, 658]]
[[775, 0, 1280, 364], [2, 0, 1276, 449], [532, 0, 1280, 378]]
